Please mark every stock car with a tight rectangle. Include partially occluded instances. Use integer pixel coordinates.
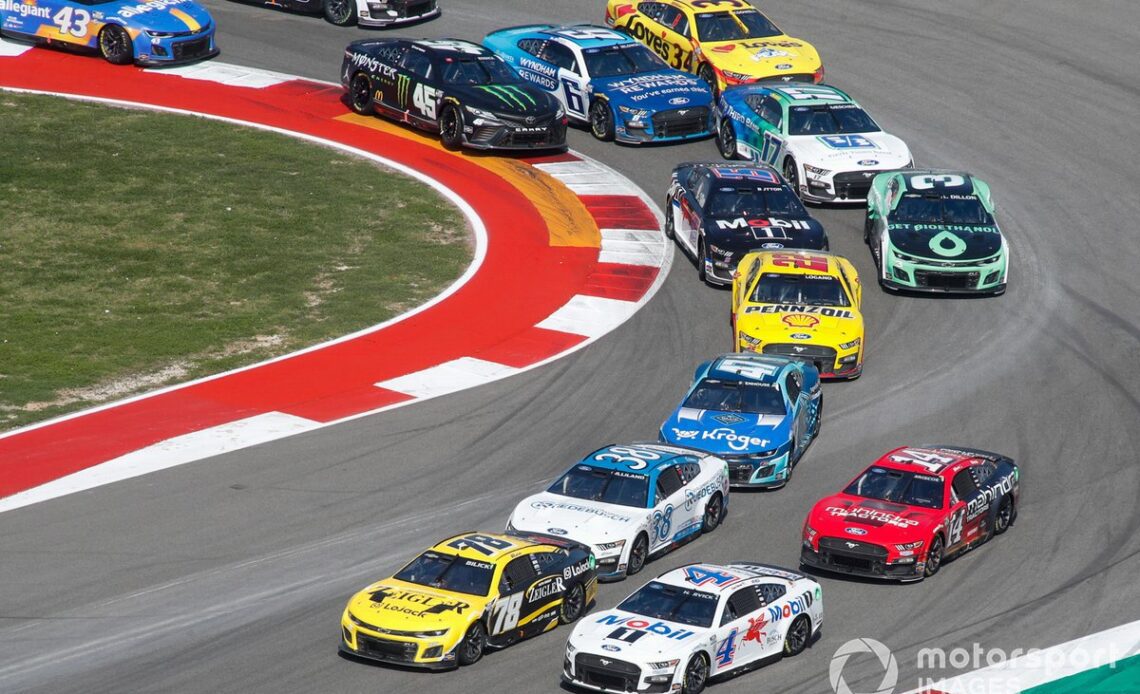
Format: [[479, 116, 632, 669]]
[[732, 250, 864, 379], [865, 170, 1009, 294], [563, 562, 822, 694], [507, 443, 730, 582], [801, 446, 1020, 582], [666, 162, 828, 285], [483, 24, 714, 143], [0, 0, 216, 65], [340, 531, 597, 669], [716, 84, 912, 203], [604, 0, 823, 95], [341, 38, 567, 151], [659, 354, 821, 489], [259, 0, 439, 28]]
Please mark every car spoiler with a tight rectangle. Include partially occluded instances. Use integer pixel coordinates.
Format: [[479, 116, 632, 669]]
[[507, 530, 591, 554], [726, 561, 809, 582], [921, 444, 1015, 467]]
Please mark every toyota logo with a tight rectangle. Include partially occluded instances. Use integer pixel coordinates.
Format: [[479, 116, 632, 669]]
[[525, 116, 535, 124]]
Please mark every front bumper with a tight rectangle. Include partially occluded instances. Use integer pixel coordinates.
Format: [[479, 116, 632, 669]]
[[593, 552, 628, 582], [616, 106, 713, 144], [881, 258, 1006, 295], [726, 451, 791, 488], [358, 1, 440, 26], [802, 169, 892, 204], [800, 541, 923, 581], [464, 117, 567, 151], [134, 32, 218, 67], [738, 339, 861, 379], [340, 620, 457, 670], [563, 652, 674, 693]]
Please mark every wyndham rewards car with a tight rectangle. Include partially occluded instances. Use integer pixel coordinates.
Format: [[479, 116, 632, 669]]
[[483, 24, 714, 143], [507, 443, 729, 582], [563, 562, 822, 694], [659, 354, 821, 489], [0, 0, 216, 65], [717, 84, 911, 203]]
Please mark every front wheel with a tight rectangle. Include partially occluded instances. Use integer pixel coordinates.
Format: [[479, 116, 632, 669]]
[[701, 493, 723, 533], [589, 100, 614, 141], [924, 534, 944, 578], [559, 582, 586, 623], [348, 73, 373, 115], [439, 105, 464, 150], [664, 198, 676, 239], [457, 621, 486, 666], [322, 0, 357, 26], [627, 533, 649, 576], [784, 157, 801, 198], [681, 653, 710, 694], [698, 63, 719, 98], [716, 119, 737, 159], [697, 237, 708, 284], [98, 25, 134, 65], [783, 615, 811, 657]]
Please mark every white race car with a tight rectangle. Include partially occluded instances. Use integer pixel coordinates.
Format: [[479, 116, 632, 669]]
[[507, 443, 729, 582], [563, 562, 823, 694]]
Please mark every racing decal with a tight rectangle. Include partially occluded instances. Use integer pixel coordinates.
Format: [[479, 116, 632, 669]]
[[606, 626, 648, 643], [651, 505, 674, 543], [927, 230, 969, 257], [683, 565, 742, 587], [716, 629, 739, 666], [491, 592, 523, 633], [553, 26, 624, 41], [417, 39, 484, 54], [966, 475, 1015, 521], [713, 413, 745, 425], [563, 560, 591, 580], [844, 527, 868, 536], [685, 479, 723, 511], [474, 85, 536, 109], [525, 576, 565, 602], [594, 445, 662, 470], [743, 613, 768, 643], [346, 51, 393, 77], [824, 505, 920, 528], [767, 590, 815, 623], [715, 356, 779, 380], [0, 0, 51, 20], [395, 74, 412, 104], [714, 217, 811, 232], [777, 86, 844, 101], [670, 427, 771, 452], [529, 500, 633, 523], [710, 166, 778, 182], [368, 588, 469, 616], [888, 448, 956, 471], [596, 615, 697, 640], [115, 0, 196, 19], [947, 509, 965, 545], [446, 533, 517, 555], [909, 173, 965, 190], [769, 252, 828, 271], [817, 134, 876, 149], [781, 313, 819, 328], [745, 305, 855, 319]]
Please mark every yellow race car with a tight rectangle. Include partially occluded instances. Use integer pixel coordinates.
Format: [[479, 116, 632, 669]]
[[604, 0, 823, 94], [340, 531, 597, 670], [731, 250, 864, 379]]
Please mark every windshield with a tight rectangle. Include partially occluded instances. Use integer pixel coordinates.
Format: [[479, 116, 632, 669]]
[[617, 581, 718, 628], [548, 465, 649, 508], [393, 551, 495, 596], [707, 185, 805, 217], [788, 104, 879, 136], [751, 272, 850, 307], [584, 44, 666, 77], [695, 9, 780, 42], [893, 194, 993, 225], [683, 379, 786, 415], [844, 467, 943, 509], [442, 56, 520, 85]]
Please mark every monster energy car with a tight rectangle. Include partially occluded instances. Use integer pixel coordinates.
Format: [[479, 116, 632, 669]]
[[865, 170, 1009, 294], [341, 38, 567, 151]]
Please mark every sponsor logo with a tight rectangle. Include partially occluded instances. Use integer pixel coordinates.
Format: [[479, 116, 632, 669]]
[[966, 475, 1014, 521], [747, 305, 855, 319], [684, 479, 723, 512], [715, 217, 811, 231], [844, 527, 868, 536], [669, 96, 690, 105], [526, 576, 565, 602], [830, 637, 897, 694], [817, 134, 876, 149], [530, 500, 632, 524], [116, 0, 194, 19], [789, 332, 811, 340], [825, 506, 920, 528], [396, 73, 411, 104], [596, 615, 696, 640], [563, 560, 591, 580], [475, 84, 536, 109], [713, 413, 746, 425], [782, 313, 820, 328], [627, 19, 672, 62], [775, 63, 793, 70], [601, 644, 621, 652], [546, 527, 567, 535], [0, 0, 50, 18], [761, 242, 784, 249], [519, 56, 556, 77], [744, 613, 769, 643], [693, 427, 771, 452], [858, 159, 879, 166], [520, 70, 557, 90], [368, 588, 469, 616]]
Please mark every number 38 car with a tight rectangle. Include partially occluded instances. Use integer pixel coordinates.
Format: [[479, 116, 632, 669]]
[[563, 563, 822, 694], [507, 443, 729, 582], [340, 531, 597, 669]]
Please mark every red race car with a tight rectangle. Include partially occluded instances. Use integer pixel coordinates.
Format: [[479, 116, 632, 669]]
[[800, 445, 1019, 582]]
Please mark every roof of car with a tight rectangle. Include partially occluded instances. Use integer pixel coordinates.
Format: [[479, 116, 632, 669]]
[[706, 354, 793, 384], [578, 443, 708, 475], [898, 170, 977, 195], [872, 445, 986, 478], [540, 25, 633, 49], [700, 162, 783, 183], [748, 249, 845, 277], [410, 38, 494, 58], [767, 83, 855, 105], [431, 531, 541, 561], [655, 562, 808, 594]]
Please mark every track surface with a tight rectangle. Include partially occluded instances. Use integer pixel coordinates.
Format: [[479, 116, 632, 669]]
[[2, 1, 1139, 693]]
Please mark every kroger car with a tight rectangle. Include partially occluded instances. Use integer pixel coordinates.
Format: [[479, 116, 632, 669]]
[[563, 562, 822, 694], [865, 169, 1009, 294], [483, 24, 713, 143], [0, 0, 216, 65], [659, 354, 821, 489], [717, 84, 911, 203], [507, 443, 729, 581]]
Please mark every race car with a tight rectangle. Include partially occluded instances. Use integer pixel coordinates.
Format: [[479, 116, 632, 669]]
[[716, 84, 912, 203], [506, 443, 729, 582], [483, 24, 714, 143], [258, 0, 439, 28], [341, 38, 567, 151], [563, 562, 822, 694], [0, 0, 216, 65], [801, 445, 1020, 582], [340, 531, 597, 669], [865, 169, 1009, 294], [732, 250, 864, 379], [666, 162, 829, 285], [659, 354, 821, 489], [604, 0, 823, 95]]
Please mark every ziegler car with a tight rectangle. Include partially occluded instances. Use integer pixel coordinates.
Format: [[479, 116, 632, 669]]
[[483, 24, 714, 143], [341, 38, 567, 151], [340, 531, 597, 669], [659, 354, 821, 489], [666, 162, 828, 285], [0, 0, 217, 66], [731, 250, 864, 379], [259, 0, 439, 29], [801, 445, 1020, 582], [604, 0, 823, 95], [717, 84, 912, 203], [507, 443, 730, 582], [563, 563, 822, 694], [865, 169, 1009, 294]]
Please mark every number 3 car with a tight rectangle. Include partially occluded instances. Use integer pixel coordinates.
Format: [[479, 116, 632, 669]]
[[340, 531, 597, 669]]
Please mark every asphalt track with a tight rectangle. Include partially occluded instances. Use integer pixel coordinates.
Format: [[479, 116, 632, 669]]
[[1, 1, 1138, 693]]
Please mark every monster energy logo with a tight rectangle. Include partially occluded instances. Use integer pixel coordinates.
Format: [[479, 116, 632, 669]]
[[396, 74, 411, 104], [475, 85, 535, 109]]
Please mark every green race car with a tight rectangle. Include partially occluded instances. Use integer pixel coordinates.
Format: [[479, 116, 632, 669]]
[[865, 170, 1008, 295]]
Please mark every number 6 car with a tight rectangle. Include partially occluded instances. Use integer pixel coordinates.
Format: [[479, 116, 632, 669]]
[[507, 443, 730, 582]]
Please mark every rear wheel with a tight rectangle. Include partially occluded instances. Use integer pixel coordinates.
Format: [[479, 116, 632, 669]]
[[559, 582, 586, 623], [701, 493, 723, 533], [348, 73, 373, 115], [681, 653, 709, 694], [439, 105, 464, 150], [627, 533, 649, 576], [716, 119, 737, 159], [322, 0, 356, 26], [457, 621, 486, 665], [589, 99, 614, 141], [783, 615, 811, 656], [924, 534, 944, 578], [98, 25, 133, 65]]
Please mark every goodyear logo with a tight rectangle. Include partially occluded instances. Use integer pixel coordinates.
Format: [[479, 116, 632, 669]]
[[475, 85, 535, 109]]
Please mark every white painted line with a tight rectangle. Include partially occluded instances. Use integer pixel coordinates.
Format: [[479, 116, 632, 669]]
[[376, 358, 519, 399], [143, 62, 295, 88], [537, 295, 640, 339], [532, 160, 640, 196], [0, 37, 33, 57], [0, 413, 319, 513], [599, 228, 666, 267]]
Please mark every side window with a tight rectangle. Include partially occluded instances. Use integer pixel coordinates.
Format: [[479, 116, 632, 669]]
[[693, 171, 713, 208], [785, 372, 801, 401], [541, 42, 579, 73], [721, 586, 762, 624], [657, 6, 690, 37], [951, 469, 978, 500], [970, 461, 998, 486], [517, 38, 546, 58], [500, 556, 537, 593], [639, 2, 664, 21], [744, 257, 763, 292], [533, 550, 564, 572], [400, 50, 433, 80], [656, 466, 684, 499], [754, 582, 786, 606], [761, 97, 783, 128], [377, 44, 406, 65]]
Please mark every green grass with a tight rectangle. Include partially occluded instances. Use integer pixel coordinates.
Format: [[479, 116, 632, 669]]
[[0, 92, 470, 431]]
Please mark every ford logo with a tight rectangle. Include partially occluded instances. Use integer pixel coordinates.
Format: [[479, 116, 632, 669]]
[[601, 645, 621, 652], [760, 242, 784, 249], [845, 527, 868, 536], [857, 159, 879, 166], [669, 96, 690, 105], [789, 333, 811, 340], [775, 63, 793, 70], [546, 527, 567, 535]]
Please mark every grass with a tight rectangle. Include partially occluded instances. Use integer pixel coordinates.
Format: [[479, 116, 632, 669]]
[[0, 92, 470, 431]]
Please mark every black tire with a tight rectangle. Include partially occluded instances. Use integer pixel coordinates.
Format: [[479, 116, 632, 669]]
[[698, 63, 719, 98], [784, 157, 801, 198], [993, 495, 1015, 536], [863, 215, 873, 244], [681, 653, 710, 694], [439, 105, 464, 150], [716, 119, 737, 160], [559, 582, 586, 624], [627, 533, 649, 576], [812, 392, 824, 439], [457, 621, 486, 666], [589, 99, 614, 141], [98, 25, 133, 65], [348, 73, 373, 115], [924, 534, 944, 578], [322, 0, 356, 26], [664, 198, 676, 240], [789, 437, 801, 471], [783, 615, 811, 657], [697, 237, 708, 284], [701, 493, 723, 533]]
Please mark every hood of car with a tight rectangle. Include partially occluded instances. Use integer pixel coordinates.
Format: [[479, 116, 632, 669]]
[[809, 494, 941, 544], [706, 214, 827, 252], [702, 37, 820, 77], [569, 609, 707, 659], [111, 0, 213, 31], [736, 303, 861, 344], [451, 82, 560, 118], [661, 407, 790, 455], [594, 70, 713, 110], [511, 492, 642, 546], [887, 222, 1004, 261], [789, 131, 910, 168], [345, 579, 487, 634]]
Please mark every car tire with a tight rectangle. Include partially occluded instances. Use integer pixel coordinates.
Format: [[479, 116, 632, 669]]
[[681, 653, 710, 694], [924, 533, 944, 578], [701, 493, 724, 534], [717, 119, 737, 160], [783, 615, 811, 657], [627, 533, 649, 576], [98, 25, 134, 65], [863, 215, 873, 244], [697, 237, 709, 284], [322, 0, 357, 26], [664, 198, 676, 240], [589, 99, 615, 141], [993, 495, 1015, 536], [457, 620, 486, 666], [784, 157, 801, 199], [812, 392, 824, 439], [559, 582, 586, 624], [698, 63, 719, 98], [348, 73, 373, 115], [439, 105, 464, 151]]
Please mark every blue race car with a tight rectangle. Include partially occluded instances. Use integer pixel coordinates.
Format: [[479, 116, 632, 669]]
[[1, 0, 217, 66], [483, 23, 714, 144], [659, 354, 821, 489]]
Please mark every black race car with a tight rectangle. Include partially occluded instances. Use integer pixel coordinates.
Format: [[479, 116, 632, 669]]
[[666, 162, 829, 285], [262, 0, 439, 28], [341, 38, 568, 151]]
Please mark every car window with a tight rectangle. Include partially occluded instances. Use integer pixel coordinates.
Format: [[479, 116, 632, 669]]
[[755, 582, 786, 606], [951, 469, 978, 499], [971, 461, 998, 486], [785, 371, 801, 401], [400, 50, 433, 80], [693, 171, 713, 207], [656, 466, 684, 499], [541, 42, 579, 73], [721, 586, 762, 625], [532, 550, 564, 572], [377, 43, 406, 65], [639, 1, 664, 21], [517, 38, 546, 58], [759, 96, 782, 127], [657, 6, 690, 37], [500, 556, 537, 593]]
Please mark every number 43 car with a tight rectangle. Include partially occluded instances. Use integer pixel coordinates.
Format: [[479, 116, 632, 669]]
[[340, 531, 597, 669]]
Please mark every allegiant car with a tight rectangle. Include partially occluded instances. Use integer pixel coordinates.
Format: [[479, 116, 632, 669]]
[[0, 0, 217, 66]]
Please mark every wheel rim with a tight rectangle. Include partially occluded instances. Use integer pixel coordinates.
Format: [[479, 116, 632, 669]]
[[699, 65, 718, 96], [996, 498, 1012, 532], [784, 160, 799, 192], [719, 121, 734, 158], [698, 240, 706, 279], [685, 656, 708, 691], [704, 496, 721, 529], [351, 76, 369, 111], [928, 537, 943, 573], [463, 624, 484, 660], [629, 537, 647, 573], [786, 617, 809, 653], [101, 27, 128, 59], [563, 585, 583, 620], [590, 103, 607, 137], [327, 0, 351, 22], [443, 110, 459, 141]]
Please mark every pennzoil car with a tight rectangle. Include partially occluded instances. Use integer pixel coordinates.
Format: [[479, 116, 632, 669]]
[[717, 84, 912, 203], [0, 0, 217, 65], [659, 354, 821, 489], [507, 443, 729, 582], [563, 562, 822, 694], [483, 23, 714, 143], [801, 446, 1019, 582], [260, 0, 439, 28], [604, 0, 822, 95], [865, 170, 1009, 294], [732, 250, 864, 379], [666, 162, 828, 285], [341, 38, 567, 151], [340, 531, 597, 669]]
